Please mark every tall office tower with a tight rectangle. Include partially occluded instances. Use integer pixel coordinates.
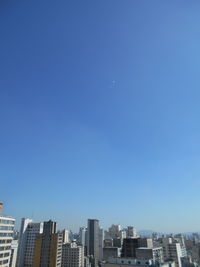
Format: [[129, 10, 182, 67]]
[[126, 226, 137, 238], [17, 218, 43, 267], [161, 238, 183, 267], [62, 230, 69, 244], [108, 225, 121, 239], [61, 242, 84, 267], [9, 240, 18, 267], [79, 227, 87, 247], [17, 218, 33, 267], [87, 219, 103, 267], [99, 228, 103, 260], [174, 235, 187, 258], [120, 230, 127, 240], [33, 220, 63, 267], [0, 202, 15, 267]]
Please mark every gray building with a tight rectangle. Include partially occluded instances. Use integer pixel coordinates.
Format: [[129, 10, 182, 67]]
[[62, 242, 84, 267], [121, 238, 153, 258], [17, 218, 43, 267], [86, 219, 103, 267], [103, 247, 121, 261], [136, 247, 163, 264]]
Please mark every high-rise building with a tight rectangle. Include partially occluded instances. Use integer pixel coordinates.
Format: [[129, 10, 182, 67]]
[[160, 238, 183, 267], [120, 230, 127, 240], [17, 218, 43, 267], [17, 218, 33, 267], [174, 235, 187, 258], [62, 230, 69, 244], [9, 240, 18, 267], [0, 202, 15, 267], [79, 227, 87, 247], [108, 225, 121, 239], [61, 242, 84, 267], [87, 219, 103, 267], [99, 227, 103, 260], [126, 226, 137, 238], [33, 220, 62, 267]]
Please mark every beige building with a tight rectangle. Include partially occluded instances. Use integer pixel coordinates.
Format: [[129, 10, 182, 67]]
[[33, 220, 62, 267], [17, 218, 43, 267]]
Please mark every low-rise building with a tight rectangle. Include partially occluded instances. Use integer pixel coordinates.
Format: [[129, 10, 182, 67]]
[[102, 258, 175, 267], [103, 247, 121, 261]]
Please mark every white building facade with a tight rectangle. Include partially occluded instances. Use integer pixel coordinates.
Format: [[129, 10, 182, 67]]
[[9, 240, 18, 267], [0, 215, 15, 267]]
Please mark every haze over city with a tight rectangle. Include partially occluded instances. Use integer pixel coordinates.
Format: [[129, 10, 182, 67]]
[[1, 0, 200, 233]]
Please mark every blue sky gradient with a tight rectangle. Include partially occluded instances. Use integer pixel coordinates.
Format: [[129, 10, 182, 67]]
[[1, 0, 200, 232]]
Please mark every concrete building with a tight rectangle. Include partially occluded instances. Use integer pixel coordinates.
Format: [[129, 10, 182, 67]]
[[33, 220, 62, 267], [136, 247, 163, 264], [99, 227, 104, 260], [86, 219, 103, 267], [0, 203, 15, 267], [62, 230, 69, 244], [104, 239, 113, 248], [174, 235, 187, 258], [61, 242, 84, 267], [103, 247, 121, 261], [9, 240, 18, 267], [17, 218, 33, 267], [120, 230, 127, 240], [126, 226, 137, 238], [161, 238, 183, 267], [121, 238, 140, 258], [121, 238, 153, 258], [17, 218, 43, 267], [108, 225, 121, 239], [79, 227, 87, 247], [113, 238, 122, 248], [102, 258, 175, 267], [139, 239, 153, 248]]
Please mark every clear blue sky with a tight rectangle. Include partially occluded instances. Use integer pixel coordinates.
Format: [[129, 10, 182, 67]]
[[1, 0, 200, 233]]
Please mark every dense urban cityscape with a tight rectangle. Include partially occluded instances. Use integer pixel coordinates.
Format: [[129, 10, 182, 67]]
[[1, 202, 200, 267], [1, 2, 200, 267]]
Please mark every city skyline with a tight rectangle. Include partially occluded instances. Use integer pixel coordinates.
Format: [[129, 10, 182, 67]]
[[1, 0, 200, 233], [4, 212, 200, 235]]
